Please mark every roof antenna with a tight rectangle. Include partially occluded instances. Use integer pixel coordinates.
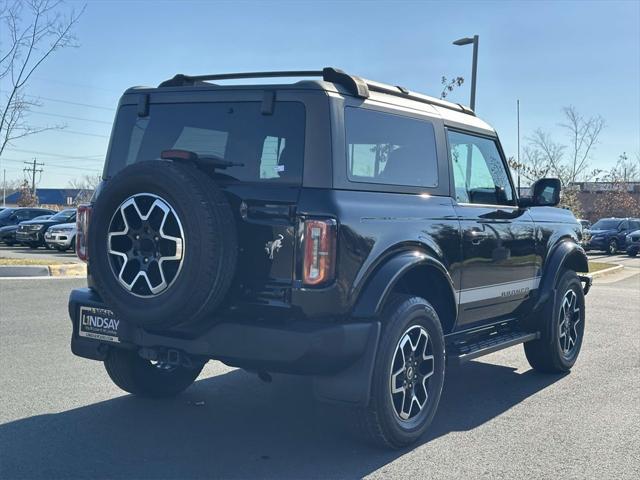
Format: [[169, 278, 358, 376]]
[[517, 99, 521, 197]]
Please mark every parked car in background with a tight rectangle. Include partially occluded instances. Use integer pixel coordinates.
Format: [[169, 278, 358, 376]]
[[31, 214, 53, 221], [45, 222, 77, 252], [0, 224, 19, 246], [577, 219, 591, 246], [0, 207, 56, 228], [626, 230, 640, 257], [15, 208, 77, 249], [586, 217, 640, 254]]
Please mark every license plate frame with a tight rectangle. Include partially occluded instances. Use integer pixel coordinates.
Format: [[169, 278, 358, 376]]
[[78, 306, 120, 343]]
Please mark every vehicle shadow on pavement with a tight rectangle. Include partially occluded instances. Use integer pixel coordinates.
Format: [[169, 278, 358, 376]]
[[0, 361, 565, 479]]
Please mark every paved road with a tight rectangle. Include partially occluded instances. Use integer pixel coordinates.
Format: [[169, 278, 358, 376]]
[[0, 243, 82, 263], [1, 266, 638, 479]]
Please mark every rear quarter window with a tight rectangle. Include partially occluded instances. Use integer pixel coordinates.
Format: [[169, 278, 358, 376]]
[[345, 107, 438, 188], [105, 101, 305, 184]]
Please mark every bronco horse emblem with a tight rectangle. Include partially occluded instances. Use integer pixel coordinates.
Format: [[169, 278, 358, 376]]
[[265, 234, 284, 260]]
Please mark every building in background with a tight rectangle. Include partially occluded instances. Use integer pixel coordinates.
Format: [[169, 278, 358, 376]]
[[1, 188, 92, 209]]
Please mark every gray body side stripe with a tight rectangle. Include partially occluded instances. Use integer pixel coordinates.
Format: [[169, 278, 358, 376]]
[[458, 277, 541, 304]]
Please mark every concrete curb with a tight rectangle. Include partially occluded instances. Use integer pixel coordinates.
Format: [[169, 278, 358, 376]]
[[589, 264, 623, 278], [48, 263, 86, 277], [0, 263, 86, 278], [0, 265, 50, 277]]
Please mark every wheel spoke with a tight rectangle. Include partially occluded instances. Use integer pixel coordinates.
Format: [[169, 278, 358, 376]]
[[391, 366, 405, 394], [107, 193, 185, 297], [389, 325, 435, 422]]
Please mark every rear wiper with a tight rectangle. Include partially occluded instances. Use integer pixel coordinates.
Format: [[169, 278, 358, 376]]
[[161, 149, 244, 169]]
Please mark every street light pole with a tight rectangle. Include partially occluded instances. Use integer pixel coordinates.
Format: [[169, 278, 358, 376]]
[[453, 35, 479, 111]]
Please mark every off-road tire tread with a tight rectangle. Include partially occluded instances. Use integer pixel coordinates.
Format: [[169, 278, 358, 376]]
[[90, 161, 237, 329], [524, 269, 584, 373], [104, 348, 203, 397], [355, 294, 445, 449]]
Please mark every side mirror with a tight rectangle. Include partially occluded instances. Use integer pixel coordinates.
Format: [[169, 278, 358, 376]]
[[519, 178, 561, 207]]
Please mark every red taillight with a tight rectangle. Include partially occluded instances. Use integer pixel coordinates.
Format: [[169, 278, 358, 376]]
[[76, 204, 92, 262], [303, 218, 337, 286]]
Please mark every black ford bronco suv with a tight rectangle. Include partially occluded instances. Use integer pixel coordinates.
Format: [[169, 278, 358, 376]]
[[69, 68, 591, 448]]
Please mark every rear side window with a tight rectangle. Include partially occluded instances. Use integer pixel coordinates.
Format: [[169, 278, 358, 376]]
[[345, 107, 438, 188], [106, 102, 305, 184]]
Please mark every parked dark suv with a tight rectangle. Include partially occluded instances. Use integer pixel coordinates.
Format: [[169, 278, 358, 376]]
[[16, 208, 76, 249], [586, 217, 640, 255], [68, 68, 591, 448], [0, 207, 56, 245]]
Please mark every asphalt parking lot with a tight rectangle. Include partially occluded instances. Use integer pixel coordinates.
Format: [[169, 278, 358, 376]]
[[0, 243, 82, 264], [0, 262, 638, 479]]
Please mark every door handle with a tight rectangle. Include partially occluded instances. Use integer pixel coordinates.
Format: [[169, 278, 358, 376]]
[[466, 229, 489, 245]]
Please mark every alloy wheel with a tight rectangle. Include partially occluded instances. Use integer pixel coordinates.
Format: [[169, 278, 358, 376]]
[[558, 289, 581, 358], [389, 325, 435, 422], [107, 193, 185, 297]]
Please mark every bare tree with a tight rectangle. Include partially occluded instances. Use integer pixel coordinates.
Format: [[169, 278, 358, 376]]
[[559, 106, 605, 184], [16, 179, 36, 206], [508, 144, 554, 184], [521, 108, 605, 187], [0, 0, 84, 158], [592, 153, 640, 219], [526, 129, 566, 180], [67, 173, 100, 204], [440, 75, 464, 100]]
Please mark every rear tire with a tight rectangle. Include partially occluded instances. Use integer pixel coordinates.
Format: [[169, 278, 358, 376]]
[[628, 248, 638, 258], [28, 243, 39, 249], [524, 270, 585, 373], [355, 295, 445, 449], [104, 348, 204, 397]]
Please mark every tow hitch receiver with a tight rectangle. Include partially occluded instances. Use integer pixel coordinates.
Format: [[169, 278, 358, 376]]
[[138, 347, 197, 368]]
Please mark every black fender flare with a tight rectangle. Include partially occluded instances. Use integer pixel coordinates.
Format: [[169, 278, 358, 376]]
[[351, 250, 457, 319], [533, 240, 588, 312], [314, 250, 455, 407]]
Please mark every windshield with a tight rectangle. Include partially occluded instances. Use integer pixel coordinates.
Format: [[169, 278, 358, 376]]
[[50, 210, 75, 222], [106, 101, 305, 185], [591, 219, 621, 230], [0, 208, 15, 219]]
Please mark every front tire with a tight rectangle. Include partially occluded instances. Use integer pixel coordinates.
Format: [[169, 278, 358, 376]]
[[356, 295, 445, 449], [628, 248, 638, 258], [104, 348, 204, 397], [607, 239, 618, 255], [524, 270, 585, 373]]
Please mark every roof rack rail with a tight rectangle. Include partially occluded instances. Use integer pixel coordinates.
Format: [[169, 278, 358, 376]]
[[158, 67, 369, 98], [158, 67, 474, 116]]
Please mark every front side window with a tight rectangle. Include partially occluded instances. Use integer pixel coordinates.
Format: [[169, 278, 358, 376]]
[[345, 107, 438, 188], [448, 130, 514, 205]]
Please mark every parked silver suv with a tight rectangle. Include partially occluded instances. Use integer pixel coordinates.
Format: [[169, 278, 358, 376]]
[[45, 222, 77, 252]]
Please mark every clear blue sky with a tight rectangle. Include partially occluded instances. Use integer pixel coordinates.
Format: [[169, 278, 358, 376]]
[[2, 0, 639, 188]]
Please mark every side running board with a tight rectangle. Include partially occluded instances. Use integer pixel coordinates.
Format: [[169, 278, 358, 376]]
[[448, 331, 540, 366]]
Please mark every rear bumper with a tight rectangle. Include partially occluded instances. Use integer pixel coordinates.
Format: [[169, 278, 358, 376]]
[[68, 288, 379, 376]]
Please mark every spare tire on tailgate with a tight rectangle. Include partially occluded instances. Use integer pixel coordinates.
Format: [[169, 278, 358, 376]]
[[88, 160, 237, 329]]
